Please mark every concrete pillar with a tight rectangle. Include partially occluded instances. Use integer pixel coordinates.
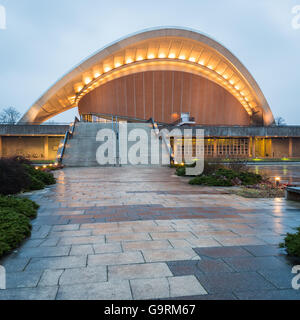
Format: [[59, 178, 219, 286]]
[[249, 137, 252, 157], [0, 136, 2, 158], [252, 137, 256, 158], [44, 136, 49, 160], [289, 138, 293, 158], [213, 139, 217, 158]]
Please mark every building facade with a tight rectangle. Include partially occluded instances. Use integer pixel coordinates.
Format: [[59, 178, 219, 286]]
[[1, 28, 299, 162]]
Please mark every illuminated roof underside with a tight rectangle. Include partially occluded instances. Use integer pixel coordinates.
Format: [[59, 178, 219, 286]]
[[20, 28, 274, 125]]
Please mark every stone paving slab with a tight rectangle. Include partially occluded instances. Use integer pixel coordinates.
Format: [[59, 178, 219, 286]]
[[108, 263, 172, 280], [25, 256, 87, 271], [88, 252, 145, 266], [56, 281, 132, 300]]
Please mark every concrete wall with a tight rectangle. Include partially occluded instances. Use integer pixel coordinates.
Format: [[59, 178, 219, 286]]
[[1, 136, 63, 161]]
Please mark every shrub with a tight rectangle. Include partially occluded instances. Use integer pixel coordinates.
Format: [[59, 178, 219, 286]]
[[0, 158, 30, 195], [28, 176, 45, 191], [0, 196, 39, 218], [280, 227, 300, 257], [0, 157, 56, 195], [24, 165, 56, 185], [188, 168, 262, 187], [189, 175, 233, 186], [0, 208, 32, 257], [176, 167, 186, 176], [238, 171, 262, 185]]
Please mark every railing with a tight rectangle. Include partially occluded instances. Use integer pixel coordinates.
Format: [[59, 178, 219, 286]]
[[149, 118, 174, 163], [56, 117, 79, 164]]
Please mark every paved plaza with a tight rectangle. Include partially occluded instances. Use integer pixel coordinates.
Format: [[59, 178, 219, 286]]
[[1, 167, 300, 300]]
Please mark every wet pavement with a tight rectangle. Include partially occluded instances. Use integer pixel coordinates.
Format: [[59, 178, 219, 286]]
[[249, 163, 300, 185], [1, 167, 300, 300]]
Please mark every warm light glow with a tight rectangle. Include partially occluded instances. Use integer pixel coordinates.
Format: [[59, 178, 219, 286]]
[[148, 54, 155, 59], [94, 72, 101, 78], [35, 166, 39, 170], [229, 80, 235, 85], [136, 56, 144, 61], [76, 86, 83, 93], [168, 53, 176, 59], [115, 62, 122, 68], [84, 78, 92, 85], [223, 74, 228, 79], [104, 66, 112, 73], [179, 55, 186, 60], [189, 57, 196, 62], [275, 177, 281, 182], [207, 65, 213, 70], [198, 61, 204, 65], [235, 85, 240, 90], [158, 53, 166, 58], [126, 58, 133, 64]]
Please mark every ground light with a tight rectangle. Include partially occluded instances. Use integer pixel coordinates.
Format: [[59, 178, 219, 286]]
[[275, 176, 281, 187]]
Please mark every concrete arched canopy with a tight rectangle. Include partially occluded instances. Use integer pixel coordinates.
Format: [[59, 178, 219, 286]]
[[20, 27, 274, 125]]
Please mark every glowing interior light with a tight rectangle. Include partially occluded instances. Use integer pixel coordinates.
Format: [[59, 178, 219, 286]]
[[241, 92, 245, 96], [104, 66, 111, 73], [179, 55, 186, 60], [229, 80, 235, 85], [94, 72, 101, 78], [148, 54, 155, 59], [158, 53, 166, 58], [189, 57, 196, 62], [235, 85, 240, 90], [198, 61, 204, 65], [136, 56, 144, 61], [245, 97, 249, 102], [208, 65, 213, 70], [168, 53, 176, 59], [126, 58, 133, 64], [115, 62, 122, 68], [76, 86, 83, 93], [223, 74, 228, 79], [84, 78, 92, 85]]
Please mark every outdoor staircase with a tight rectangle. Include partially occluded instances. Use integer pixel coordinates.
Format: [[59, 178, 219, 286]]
[[62, 121, 172, 167]]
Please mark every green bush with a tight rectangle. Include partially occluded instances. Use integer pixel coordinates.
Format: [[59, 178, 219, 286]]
[[280, 227, 300, 257], [24, 165, 56, 185], [189, 175, 233, 186], [188, 168, 262, 187], [0, 157, 56, 195], [239, 171, 262, 185], [0, 158, 30, 195], [0, 208, 32, 257], [0, 196, 39, 257], [27, 176, 45, 191], [0, 196, 39, 219], [176, 167, 186, 176]]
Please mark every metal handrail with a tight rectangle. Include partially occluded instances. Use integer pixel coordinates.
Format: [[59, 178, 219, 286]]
[[149, 118, 174, 163], [56, 117, 79, 163]]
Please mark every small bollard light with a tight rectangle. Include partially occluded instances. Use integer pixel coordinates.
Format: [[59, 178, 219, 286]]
[[275, 177, 281, 187]]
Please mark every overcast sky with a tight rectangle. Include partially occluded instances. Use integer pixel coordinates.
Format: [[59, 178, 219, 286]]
[[0, 0, 299, 124]]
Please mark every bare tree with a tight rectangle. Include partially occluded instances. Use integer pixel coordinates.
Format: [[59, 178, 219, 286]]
[[275, 117, 286, 126], [0, 107, 21, 124]]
